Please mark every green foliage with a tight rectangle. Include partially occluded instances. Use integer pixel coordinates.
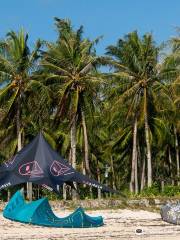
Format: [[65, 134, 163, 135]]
[[0, 18, 179, 200], [162, 185, 180, 197], [139, 184, 160, 197], [41, 188, 62, 200], [124, 185, 180, 198]]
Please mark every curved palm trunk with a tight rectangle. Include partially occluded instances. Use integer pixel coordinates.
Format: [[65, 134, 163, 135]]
[[174, 127, 180, 185], [71, 117, 77, 200], [144, 88, 152, 187], [130, 117, 137, 193]]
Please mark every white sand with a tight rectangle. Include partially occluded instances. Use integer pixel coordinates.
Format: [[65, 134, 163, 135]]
[[0, 209, 180, 240]]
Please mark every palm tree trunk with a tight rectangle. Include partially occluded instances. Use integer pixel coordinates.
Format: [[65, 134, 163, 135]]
[[81, 110, 91, 176], [82, 110, 93, 198], [174, 127, 180, 185], [71, 117, 77, 200], [82, 159, 86, 187], [7, 190, 11, 201], [9, 97, 22, 201], [63, 149, 72, 200], [63, 183, 67, 200], [161, 179, 165, 192], [140, 155, 146, 191], [144, 88, 152, 187], [130, 117, 137, 193], [110, 156, 116, 190], [17, 97, 22, 151], [135, 150, 138, 194], [71, 118, 76, 169], [65, 149, 72, 200], [168, 147, 174, 185], [96, 158, 101, 199], [17, 95, 32, 201], [27, 182, 33, 201], [17, 96, 33, 201]]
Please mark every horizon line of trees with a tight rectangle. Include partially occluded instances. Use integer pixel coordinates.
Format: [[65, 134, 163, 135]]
[[0, 18, 179, 199]]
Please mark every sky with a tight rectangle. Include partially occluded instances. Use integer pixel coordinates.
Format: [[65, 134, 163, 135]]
[[0, 0, 180, 55]]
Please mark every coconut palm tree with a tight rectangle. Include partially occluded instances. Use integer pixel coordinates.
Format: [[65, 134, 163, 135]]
[[41, 18, 102, 198], [0, 29, 50, 199], [0, 29, 44, 149], [158, 34, 180, 184], [106, 31, 159, 189]]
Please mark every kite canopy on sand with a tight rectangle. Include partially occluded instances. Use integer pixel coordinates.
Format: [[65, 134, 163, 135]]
[[3, 191, 104, 228], [0, 132, 115, 194]]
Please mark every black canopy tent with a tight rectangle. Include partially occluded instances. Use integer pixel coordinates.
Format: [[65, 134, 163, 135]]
[[0, 133, 115, 194]]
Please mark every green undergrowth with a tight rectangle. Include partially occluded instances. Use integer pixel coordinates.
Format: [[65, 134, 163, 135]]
[[1, 184, 180, 213], [122, 184, 180, 199]]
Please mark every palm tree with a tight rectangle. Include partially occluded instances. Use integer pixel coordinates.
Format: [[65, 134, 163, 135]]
[[0, 29, 49, 199], [0, 30, 44, 149], [158, 34, 180, 184], [106, 31, 159, 189], [41, 18, 102, 198]]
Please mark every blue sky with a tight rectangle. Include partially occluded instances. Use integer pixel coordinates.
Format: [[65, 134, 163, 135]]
[[0, 0, 180, 55]]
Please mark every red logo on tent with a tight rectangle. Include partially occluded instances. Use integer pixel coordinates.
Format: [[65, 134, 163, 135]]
[[19, 161, 44, 177], [50, 161, 72, 176]]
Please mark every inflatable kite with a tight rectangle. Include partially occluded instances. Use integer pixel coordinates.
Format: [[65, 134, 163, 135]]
[[3, 191, 103, 228]]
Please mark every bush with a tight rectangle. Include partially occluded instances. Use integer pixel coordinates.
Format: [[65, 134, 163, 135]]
[[124, 184, 180, 198], [139, 183, 160, 197], [162, 185, 180, 197]]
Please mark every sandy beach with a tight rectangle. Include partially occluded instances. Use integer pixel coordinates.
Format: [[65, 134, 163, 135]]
[[0, 208, 180, 240]]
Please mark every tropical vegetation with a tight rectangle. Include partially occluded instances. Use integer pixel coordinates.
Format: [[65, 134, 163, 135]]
[[0, 18, 179, 200]]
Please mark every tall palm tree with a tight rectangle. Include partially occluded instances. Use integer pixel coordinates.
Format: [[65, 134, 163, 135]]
[[0, 29, 49, 199], [0, 29, 44, 149], [106, 31, 159, 189], [159, 34, 180, 183], [41, 18, 102, 198]]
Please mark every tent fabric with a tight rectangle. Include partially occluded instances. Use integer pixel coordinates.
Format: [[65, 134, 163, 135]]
[[3, 191, 103, 228], [161, 203, 180, 225], [0, 133, 115, 193]]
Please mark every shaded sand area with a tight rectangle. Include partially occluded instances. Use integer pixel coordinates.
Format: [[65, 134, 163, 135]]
[[0, 209, 180, 240]]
